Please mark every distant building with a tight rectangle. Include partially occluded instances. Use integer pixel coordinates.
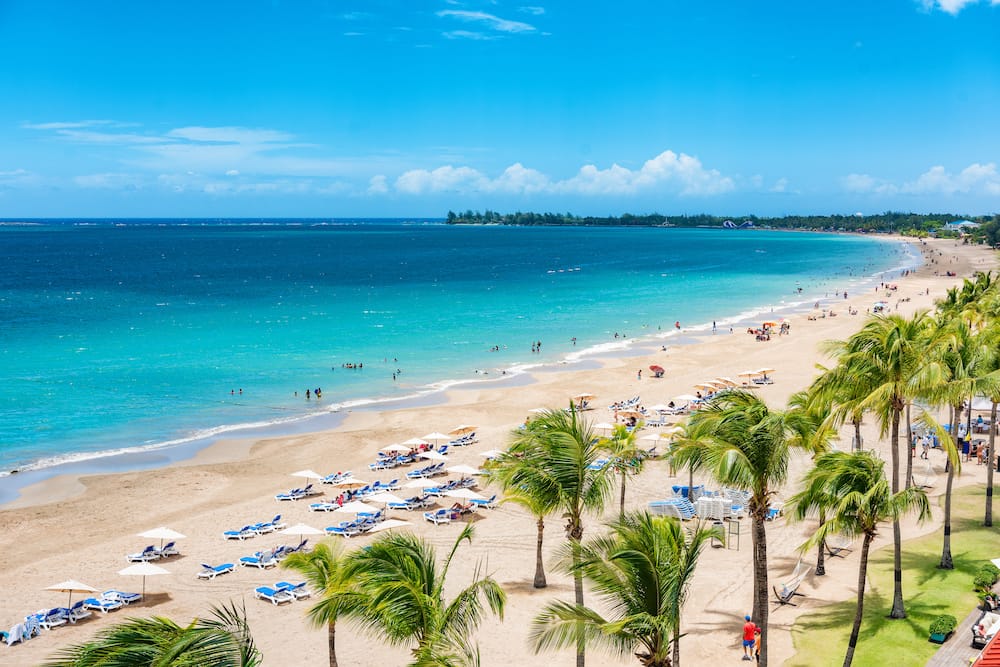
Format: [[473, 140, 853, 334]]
[[942, 220, 980, 233]]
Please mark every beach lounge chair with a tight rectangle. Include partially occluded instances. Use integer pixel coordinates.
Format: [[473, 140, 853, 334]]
[[239, 550, 278, 569], [83, 597, 124, 614], [125, 545, 161, 562], [772, 562, 811, 608], [469, 494, 497, 509], [155, 541, 179, 557], [38, 608, 68, 630], [423, 509, 452, 525], [253, 586, 294, 606], [66, 600, 92, 623], [326, 522, 362, 538], [5, 624, 24, 646], [275, 486, 306, 501], [102, 590, 142, 606], [223, 524, 258, 540], [309, 501, 339, 511], [197, 562, 235, 580], [275, 581, 311, 600]]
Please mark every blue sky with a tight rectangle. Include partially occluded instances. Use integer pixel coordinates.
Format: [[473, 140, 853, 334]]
[[1, 0, 998, 217]]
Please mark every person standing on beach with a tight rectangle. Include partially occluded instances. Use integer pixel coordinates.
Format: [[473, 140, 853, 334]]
[[741, 615, 757, 661], [637, 369, 642, 380]]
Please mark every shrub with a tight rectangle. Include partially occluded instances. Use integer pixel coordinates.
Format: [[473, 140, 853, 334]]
[[975, 563, 1000, 593], [929, 615, 958, 636]]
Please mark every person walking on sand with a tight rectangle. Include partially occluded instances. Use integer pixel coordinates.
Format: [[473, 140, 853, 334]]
[[741, 615, 757, 661], [637, 369, 642, 380]]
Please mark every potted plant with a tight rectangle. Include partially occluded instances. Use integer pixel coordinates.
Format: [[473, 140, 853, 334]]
[[929, 614, 958, 644]]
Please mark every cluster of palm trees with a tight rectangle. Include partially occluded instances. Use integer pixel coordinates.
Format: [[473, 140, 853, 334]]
[[46, 273, 1000, 667]]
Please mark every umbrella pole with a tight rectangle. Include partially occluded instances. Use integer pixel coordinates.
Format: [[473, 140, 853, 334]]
[[142, 576, 146, 601]]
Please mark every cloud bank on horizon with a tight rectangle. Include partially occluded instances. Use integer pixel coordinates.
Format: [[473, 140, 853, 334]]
[[0, 1, 998, 216]]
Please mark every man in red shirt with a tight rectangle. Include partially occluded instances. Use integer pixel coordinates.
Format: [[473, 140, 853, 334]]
[[742, 615, 757, 661]]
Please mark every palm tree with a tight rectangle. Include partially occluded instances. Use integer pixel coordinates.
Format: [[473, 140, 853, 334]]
[[530, 511, 719, 667], [505, 407, 615, 667], [347, 524, 505, 667], [825, 311, 933, 618], [790, 451, 930, 667], [603, 423, 647, 517], [672, 390, 809, 667], [281, 539, 359, 667], [500, 486, 554, 588], [45, 602, 261, 667]]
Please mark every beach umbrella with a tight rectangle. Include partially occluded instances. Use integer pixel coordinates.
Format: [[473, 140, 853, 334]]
[[673, 394, 700, 402], [366, 519, 413, 534], [117, 562, 169, 600], [45, 580, 98, 608], [137, 527, 186, 551], [402, 437, 431, 447], [528, 407, 549, 414], [479, 448, 504, 459], [380, 443, 412, 453], [331, 477, 369, 489], [418, 450, 448, 461], [618, 410, 644, 419], [402, 479, 437, 489], [646, 404, 672, 413], [422, 432, 451, 444], [444, 488, 486, 500], [290, 469, 325, 481], [641, 432, 672, 442], [278, 522, 324, 543], [649, 365, 665, 376], [445, 464, 485, 475], [592, 421, 616, 432], [572, 393, 596, 400], [737, 370, 760, 378], [715, 377, 739, 387], [368, 491, 407, 505], [449, 424, 478, 435], [335, 501, 379, 514], [757, 368, 776, 375]]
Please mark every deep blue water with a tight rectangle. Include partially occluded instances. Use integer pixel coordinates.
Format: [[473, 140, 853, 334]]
[[0, 220, 916, 473]]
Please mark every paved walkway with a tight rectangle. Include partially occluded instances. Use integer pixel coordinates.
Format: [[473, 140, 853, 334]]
[[927, 608, 982, 666]]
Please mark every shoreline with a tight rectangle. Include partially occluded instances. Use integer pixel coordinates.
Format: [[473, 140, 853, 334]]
[[0, 235, 990, 667], [0, 232, 919, 505]]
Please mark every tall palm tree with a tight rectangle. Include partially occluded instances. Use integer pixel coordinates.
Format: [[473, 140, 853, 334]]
[[347, 524, 505, 667], [505, 407, 615, 667], [281, 540, 359, 667], [499, 486, 554, 588], [672, 390, 809, 667], [44, 602, 261, 667], [825, 311, 934, 618], [530, 511, 719, 667], [790, 451, 930, 667], [603, 423, 647, 517]]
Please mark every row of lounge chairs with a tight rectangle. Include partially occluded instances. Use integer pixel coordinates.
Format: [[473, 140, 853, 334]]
[[406, 463, 447, 479], [254, 582, 310, 606], [447, 432, 477, 446], [223, 515, 287, 540], [275, 483, 322, 501], [325, 509, 387, 537], [125, 541, 179, 562], [5, 589, 145, 645]]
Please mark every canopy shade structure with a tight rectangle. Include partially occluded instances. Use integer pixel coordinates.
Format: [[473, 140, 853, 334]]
[[45, 580, 98, 608]]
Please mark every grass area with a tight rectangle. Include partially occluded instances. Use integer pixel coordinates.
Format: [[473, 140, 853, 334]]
[[787, 485, 1000, 667]]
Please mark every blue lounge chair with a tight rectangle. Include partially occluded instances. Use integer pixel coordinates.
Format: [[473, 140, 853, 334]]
[[66, 600, 92, 623], [253, 586, 294, 605], [325, 522, 362, 537], [223, 525, 257, 540], [38, 608, 68, 630], [83, 597, 123, 613], [423, 509, 452, 525], [126, 545, 160, 562], [102, 590, 142, 605], [155, 541, 179, 557], [309, 501, 338, 512], [239, 550, 277, 569], [275, 581, 311, 600], [197, 562, 235, 580], [469, 494, 497, 509]]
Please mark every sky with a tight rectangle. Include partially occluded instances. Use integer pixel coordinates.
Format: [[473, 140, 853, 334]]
[[0, 0, 998, 218]]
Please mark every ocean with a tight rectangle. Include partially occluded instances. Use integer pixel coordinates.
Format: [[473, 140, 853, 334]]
[[0, 220, 917, 480]]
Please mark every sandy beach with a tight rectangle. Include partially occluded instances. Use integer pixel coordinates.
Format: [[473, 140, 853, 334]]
[[1, 236, 996, 667]]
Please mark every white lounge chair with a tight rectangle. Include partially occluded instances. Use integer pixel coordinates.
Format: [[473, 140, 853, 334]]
[[254, 586, 294, 605], [197, 562, 235, 580]]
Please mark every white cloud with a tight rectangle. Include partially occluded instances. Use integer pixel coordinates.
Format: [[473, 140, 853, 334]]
[[443, 30, 494, 40], [21, 120, 122, 130], [919, 0, 1000, 13], [519, 6, 546, 15], [166, 126, 294, 144], [368, 174, 389, 194], [843, 163, 1000, 196], [770, 178, 789, 193], [394, 150, 734, 197], [73, 173, 146, 189], [225, 169, 240, 176], [437, 10, 536, 34]]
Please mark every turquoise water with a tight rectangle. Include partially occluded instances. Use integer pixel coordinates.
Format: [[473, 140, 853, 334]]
[[0, 221, 916, 474]]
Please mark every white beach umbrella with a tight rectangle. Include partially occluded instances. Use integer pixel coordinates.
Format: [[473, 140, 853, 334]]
[[715, 377, 739, 387], [592, 422, 616, 432], [331, 477, 369, 489], [756, 368, 776, 375], [402, 437, 430, 446], [444, 488, 485, 500], [279, 523, 324, 542], [334, 501, 379, 514], [366, 519, 413, 534], [118, 562, 170, 600], [45, 580, 98, 608], [645, 404, 672, 413], [445, 464, 485, 475], [380, 443, 413, 453], [422, 432, 451, 444], [449, 424, 478, 435], [572, 393, 596, 400], [641, 432, 672, 442], [290, 469, 325, 481], [738, 370, 760, 378], [368, 492, 407, 505], [137, 527, 186, 550], [418, 450, 448, 461], [402, 479, 437, 489], [479, 449, 504, 459], [673, 394, 700, 403], [528, 408, 549, 414]]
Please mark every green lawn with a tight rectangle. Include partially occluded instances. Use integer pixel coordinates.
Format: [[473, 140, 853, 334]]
[[787, 485, 1000, 667]]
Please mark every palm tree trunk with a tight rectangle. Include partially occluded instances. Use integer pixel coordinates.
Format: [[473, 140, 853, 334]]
[[853, 418, 862, 452], [620, 470, 627, 518], [328, 621, 339, 667], [571, 531, 585, 667], [843, 534, 873, 667], [889, 405, 906, 619], [752, 515, 769, 667], [533, 516, 547, 588], [672, 622, 680, 667], [815, 508, 826, 576], [940, 404, 961, 569], [987, 402, 997, 527], [905, 402, 914, 490]]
